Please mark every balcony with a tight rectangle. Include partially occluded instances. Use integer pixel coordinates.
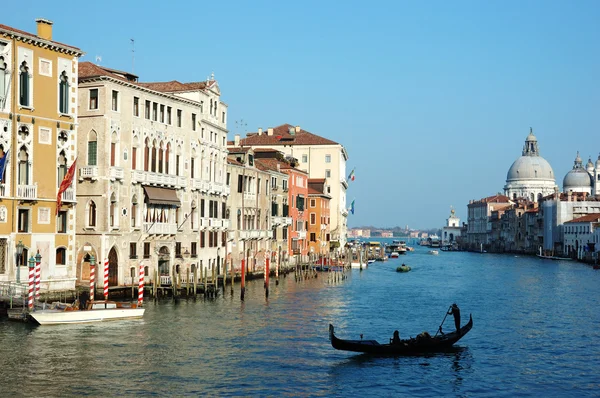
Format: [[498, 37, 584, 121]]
[[191, 178, 210, 192], [17, 184, 37, 200], [297, 230, 307, 239], [109, 166, 124, 181], [144, 222, 177, 235], [271, 216, 292, 227], [131, 170, 178, 187], [223, 185, 231, 196], [340, 177, 348, 189], [61, 187, 76, 203], [79, 166, 98, 181], [211, 182, 223, 195], [341, 208, 349, 217], [243, 192, 256, 202]]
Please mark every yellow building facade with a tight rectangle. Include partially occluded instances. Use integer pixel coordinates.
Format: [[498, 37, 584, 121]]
[[0, 19, 83, 290]]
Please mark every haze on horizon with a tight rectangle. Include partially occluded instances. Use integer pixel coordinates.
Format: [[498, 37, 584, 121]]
[[3, 0, 599, 229]]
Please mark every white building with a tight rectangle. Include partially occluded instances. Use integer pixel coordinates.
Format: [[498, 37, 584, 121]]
[[504, 128, 557, 202], [563, 214, 600, 260], [76, 62, 229, 289], [442, 207, 462, 246], [239, 124, 349, 250]]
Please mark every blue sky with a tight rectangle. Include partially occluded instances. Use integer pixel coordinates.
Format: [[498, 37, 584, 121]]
[[4, 1, 599, 229]]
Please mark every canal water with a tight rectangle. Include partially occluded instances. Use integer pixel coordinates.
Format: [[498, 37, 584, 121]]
[[1, 245, 599, 397]]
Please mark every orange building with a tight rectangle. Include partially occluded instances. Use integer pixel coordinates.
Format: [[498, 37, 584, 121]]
[[282, 165, 309, 259], [0, 20, 83, 289], [307, 179, 331, 255]]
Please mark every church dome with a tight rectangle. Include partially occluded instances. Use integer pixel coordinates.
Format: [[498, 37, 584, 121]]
[[506, 156, 555, 181], [504, 128, 556, 202], [563, 151, 592, 192], [505, 128, 554, 182]]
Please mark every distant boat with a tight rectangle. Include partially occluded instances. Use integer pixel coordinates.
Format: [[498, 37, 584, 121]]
[[536, 247, 572, 261], [428, 250, 439, 255]]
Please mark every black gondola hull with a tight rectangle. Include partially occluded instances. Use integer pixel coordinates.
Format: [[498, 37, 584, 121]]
[[329, 314, 473, 355]]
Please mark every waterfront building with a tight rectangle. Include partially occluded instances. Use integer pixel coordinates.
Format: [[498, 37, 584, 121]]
[[504, 128, 556, 202], [307, 179, 331, 256], [237, 124, 349, 250], [0, 20, 83, 290], [225, 147, 273, 272], [441, 208, 462, 247], [563, 213, 600, 260], [77, 62, 229, 288], [541, 190, 600, 256], [466, 195, 512, 250], [252, 151, 292, 262]]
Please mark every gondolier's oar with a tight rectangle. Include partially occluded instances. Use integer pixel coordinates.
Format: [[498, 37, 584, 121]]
[[434, 305, 453, 337]]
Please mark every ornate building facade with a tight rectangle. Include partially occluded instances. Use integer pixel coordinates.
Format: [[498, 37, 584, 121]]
[[76, 62, 229, 289], [0, 19, 82, 290]]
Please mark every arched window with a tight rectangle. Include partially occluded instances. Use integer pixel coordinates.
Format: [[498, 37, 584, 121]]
[[131, 195, 138, 228], [59, 71, 69, 114], [57, 150, 67, 185], [151, 140, 157, 172], [88, 200, 97, 227], [18, 146, 29, 185], [109, 193, 117, 227], [165, 143, 171, 174], [158, 141, 164, 173], [19, 61, 30, 107], [0, 55, 7, 108], [88, 131, 98, 166], [110, 132, 117, 167], [144, 138, 150, 171]]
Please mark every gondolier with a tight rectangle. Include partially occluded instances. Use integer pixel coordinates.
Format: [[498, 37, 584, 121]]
[[448, 303, 461, 332]]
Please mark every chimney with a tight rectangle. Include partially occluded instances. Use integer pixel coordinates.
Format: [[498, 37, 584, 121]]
[[295, 125, 300, 133], [258, 128, 263, 135], [36, 18, 53, 41], [277, 163, 280, 172], [234, 134, 240, 147], [268, 128, 273, 136]]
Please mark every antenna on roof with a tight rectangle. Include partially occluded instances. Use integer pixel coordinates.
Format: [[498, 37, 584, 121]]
[[131, 38, 135, 73], [95, 55, 102, 65]]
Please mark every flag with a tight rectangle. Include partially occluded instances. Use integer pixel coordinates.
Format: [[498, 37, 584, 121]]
[[0, 149, 9, 182], [350, 199, 355, 215], [348, 168, 355, 182], [56, 158, 77, 215]]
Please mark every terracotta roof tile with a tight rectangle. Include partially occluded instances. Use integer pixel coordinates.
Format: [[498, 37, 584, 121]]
[[565, 214, 600, 223], [240, 124, 339, 146], [137, 81, 207, 93]]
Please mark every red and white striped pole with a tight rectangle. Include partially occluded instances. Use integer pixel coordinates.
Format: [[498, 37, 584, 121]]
[[28, 261, 35, 311], [103, 258, 109, 300], [138, 262, 144, 306], [89, 261, 95, 301], [34, 251, 41, 302]]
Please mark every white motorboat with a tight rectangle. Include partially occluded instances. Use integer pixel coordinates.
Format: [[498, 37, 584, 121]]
[[428, 250, 439, 255], [29, 301, 145, 325]]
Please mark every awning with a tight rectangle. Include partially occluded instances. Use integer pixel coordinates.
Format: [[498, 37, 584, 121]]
[[143, 186, 181, 206]]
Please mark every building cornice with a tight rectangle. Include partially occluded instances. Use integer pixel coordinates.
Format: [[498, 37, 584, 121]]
[[0, 28, 84, 57]]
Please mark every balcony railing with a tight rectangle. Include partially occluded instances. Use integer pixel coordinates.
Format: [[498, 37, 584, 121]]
[[271, 216, 293, 226], [17, 184, 37, 200], [131, 170, 178, 186], [79, 166, 98, 180], [144, 222, 177, 235], [297, 230, 307, 239], [61, 187, 76, 202], [223, 185, 231, 196], [243, 192, 256, 202], [109, 167, 124, 180]]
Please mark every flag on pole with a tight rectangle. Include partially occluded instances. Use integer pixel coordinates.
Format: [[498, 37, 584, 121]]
[[348, 168, 355, 182], [56, 158, 77, 215], [350, 199, 355, 215], [0, 150, 9, 181]]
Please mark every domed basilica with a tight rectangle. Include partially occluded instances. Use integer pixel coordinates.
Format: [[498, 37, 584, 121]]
[[504, 128, 556, 202], [563, 152, 600, 195]]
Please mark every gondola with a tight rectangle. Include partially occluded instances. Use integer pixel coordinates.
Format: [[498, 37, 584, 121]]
[[329, 314, 473, 355]]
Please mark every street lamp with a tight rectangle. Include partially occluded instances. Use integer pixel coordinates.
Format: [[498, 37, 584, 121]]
[[15, 240, 24, 283]]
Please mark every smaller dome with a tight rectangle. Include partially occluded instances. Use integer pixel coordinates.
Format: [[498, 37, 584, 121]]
[[563, 169, 592, 190], [596, 154, 600, 167]]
